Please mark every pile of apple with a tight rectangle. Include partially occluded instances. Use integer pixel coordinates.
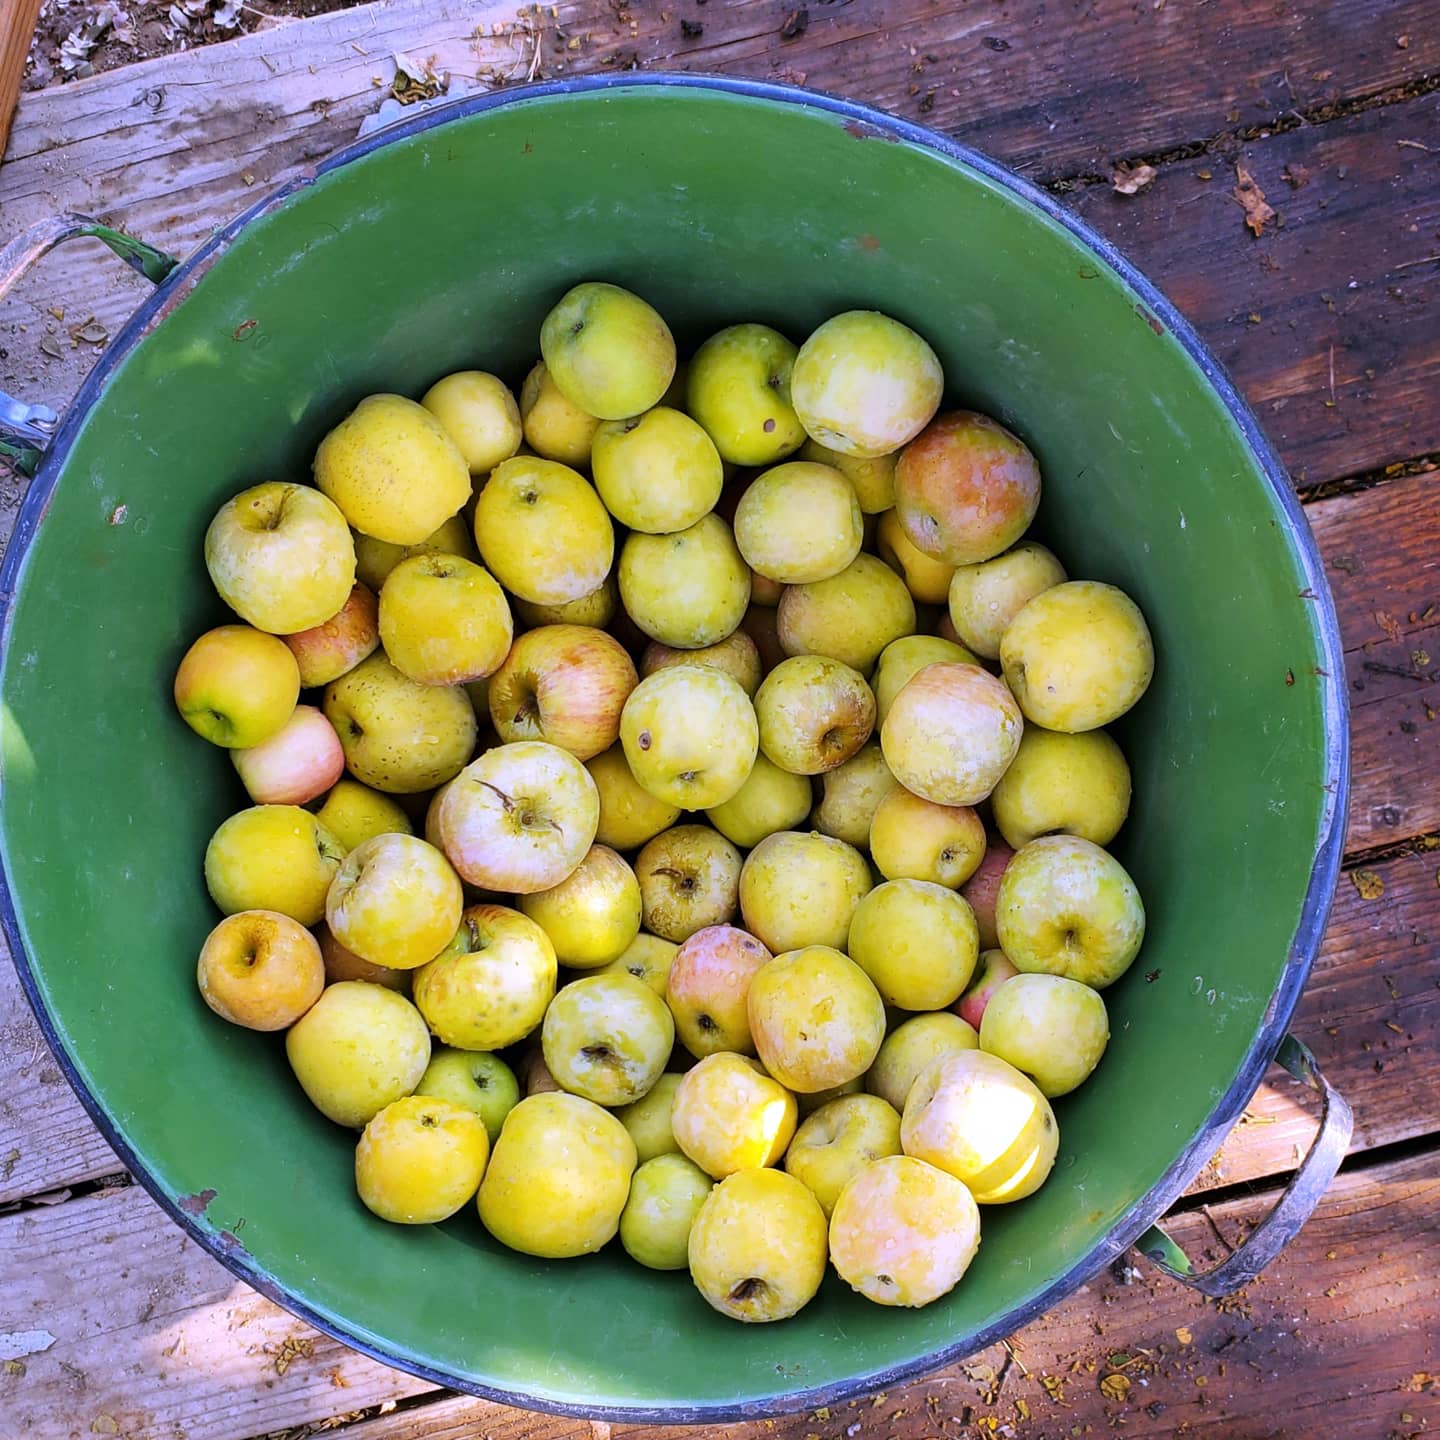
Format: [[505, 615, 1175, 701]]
[[175, 282, 1153, 1323]]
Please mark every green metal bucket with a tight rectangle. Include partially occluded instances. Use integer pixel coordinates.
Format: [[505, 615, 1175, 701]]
[[0, 77, 1348, 1420]]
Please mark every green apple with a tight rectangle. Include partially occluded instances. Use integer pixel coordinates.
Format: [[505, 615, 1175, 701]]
[[519, 844, 642, 969], [174, 624, 300, 749], [791, 311, 943, 458], [876, 508, 956, 605], [205, 482, 357, 633], [473, 455, 614, 606], [811, 740, 897, 848], [847, 879, 979, 1012], [869, 786, 986, 887], [797, 437, 896, 513], [377, 553, 513, 687], [955, 948, 1020, 1029], [620, 666, 759, 810], [947, 541, 1067, 660], [748, 945, 886, 1093], [672, 1053, 797, 1178], [324, 651, 476, 794], [665, 923, 772, 1057], [738, 830, 871, 954], [196, 909, 324, 1032], [592, 407, 724, 532], [641, 629, 763, 698], [777, 553, 917, 673], [597, 932, 679, 996], [586, 743, 682, 852], [354, 1095, 489, 1224], [540, 281, 676, 420], [880, 661, 1022, 806], [285, 981, 431, 1127], [411, 903, 557, 1050], [314, 394, 470, 546], [477, 1091, 637, 1258], [894, 410, 1041, 565], [871, 633, 977, 728], [326, 833, 464, 970], [902, 1048, 1058, 1204], [414, 1046, 520, 1143], [616, 1071, 685, 1162], [995, 835, 1145, 988], [783, 1093, 901, 1217], [866, 1011, 978, 1112], [636, 824, 743, 943], [204, 804, 345, 926], [979, 973, 1109, 1097], [686, 323, 807, 466], [621, 1153, 715, 1270], [991, 725, 1132, 851], [541, 972, 675, 1106], [519, 360, 602, 466], [421, 370, 522, 476], [733, 461, 863, 584], [705, 751, 813, 848], [754, 655, 875, 775], [618, 515, 751, 650], [1000, 580, 1154, 732], [829, 1154, 981, 1307]]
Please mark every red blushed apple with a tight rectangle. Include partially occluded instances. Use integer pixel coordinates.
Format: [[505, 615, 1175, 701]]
[[665, 924, 773, 1058], [197, 910, 325, 1030], [283, 582, 380, 687], [317, 923, 411, 994], [488, 624, 639, 760], [740, 602, 788, 675], [959, 837, 1015, 951], [232, 704, 345, 805], [895, 411, 1041, 566], [954, 949, 1020, 1030]]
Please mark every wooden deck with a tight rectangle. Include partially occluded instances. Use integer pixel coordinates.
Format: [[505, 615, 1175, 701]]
[[2, 2, 1438, 1436]]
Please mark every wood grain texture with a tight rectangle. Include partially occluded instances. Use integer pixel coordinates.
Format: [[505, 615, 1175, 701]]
[[0, 0, 44, 161]]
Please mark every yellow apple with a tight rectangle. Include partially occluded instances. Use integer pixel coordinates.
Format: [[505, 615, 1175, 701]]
[[616, 1071, 685, 1162], [734, 461, 863, 584], [519, 844, 641, 968], [754, 654, 875, 775], [473, 455, 614, 606], [641, 629, 763, 698], [282, 582, 380, 688], [196, 909, 324, 1030], [869, 787, 986, 887], [738, 830, 870, 954], [876, 508, 956, 604], [421, 370, 522, 475], [174, 624, 300, 748], [285, 981, 431, 1127], [618, 514, 751, 649], [598, 932, 678, 996], [620, 666, 758, 811], [979, 973, 1109, 1097], [797, 438, 896, 513], [592, 406, 724, 532], [847, 879, 979, 1011], [902, 1048, 1058, 1203], [829, 1154, 981, 1306], [665, 923, 772, 1057], [204, 804, 346, 925], [512, 574, 619, 630], [671, 1052, 797, 1178], [748, 946, 886, 1093], [705, 752, 812, 849], [991, 725, 1132, 851], [870, 633, 978, 728], [783, 1093, 902, 1217], [477, 1091, 636, 1258], [688, 1168, 827, 1322], [685, 323, 807, 466], [541, 971, 675, 1105], [204, 481, 356, 633], [540, 281, 676, 420], [866, 1011, 979, 1112], [355, 1095, 490, 1224], [520, 360, 602, 466], [314, 778, 413, 852], [377, 553, 513, 686], [323, 652, 477, 793], [412, 903, 557, 1050], [636, 825, 743, 943], [811, 740, 897, 848], [314, 393, 471, 545], [326, 833, 463, 970], [353, 513, 477, 593], [947, 541, 1066, 660], [585, 743, 682, 851], [777, 553, 916, 673]]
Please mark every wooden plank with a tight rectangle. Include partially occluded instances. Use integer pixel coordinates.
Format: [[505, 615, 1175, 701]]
[[2, 0, 1438, 494], [0, 0, 43, 159]]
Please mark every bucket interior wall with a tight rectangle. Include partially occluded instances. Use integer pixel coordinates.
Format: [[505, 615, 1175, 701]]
[[0, 84, 1338, 1415]]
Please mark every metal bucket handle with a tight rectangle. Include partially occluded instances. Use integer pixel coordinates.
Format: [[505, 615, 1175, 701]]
[[1134, 1034, 1353, 1295], [0, 213, 178, 474]]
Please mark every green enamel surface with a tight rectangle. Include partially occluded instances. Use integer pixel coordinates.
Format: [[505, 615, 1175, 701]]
[[0, 84, 1337, 1414]]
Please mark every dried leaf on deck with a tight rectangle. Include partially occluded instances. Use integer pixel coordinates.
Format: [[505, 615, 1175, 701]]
[[1100, 1372, 1132, 1402], [1233, 162, 1276, 238], [1111, 161, 1157, 196], [1374, 609, 1402, 642], [1350, 869, 1384, 900]]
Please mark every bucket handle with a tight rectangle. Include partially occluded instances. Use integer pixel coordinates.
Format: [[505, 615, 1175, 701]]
[[1133, 1034, 1353, 1296], [0, 213, 179, 475]]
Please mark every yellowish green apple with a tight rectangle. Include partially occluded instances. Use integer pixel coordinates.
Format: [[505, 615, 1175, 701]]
[[733, 461, 863, 584], [991, 725, 1131, 851], [353, 513, 477, 594], [777, 553, 916, 673], [618, 515, 750, 649], [592, 407, 723, 532], [326, 833, 464, 970], [519, 360, 601, 466], [705, 752, 812, 849], [979, 973, 1109, 1097], [585, 743, 682, 850], [414, 1046, 520, 1143], [797, 438, 896, 513], [354, 1095, 489, 1223], [754, 655, 874, 775], [947, 541, 1066, 659], [421, 370, 522, 475], [540, 282, 676, 420], [519, 844, 641, 968], [616, 1071, 684, 1162], [783, 1093, 902, 1217], [598, 932, 678, 996], [174, 624, 300, 748], [685, 324, 806, 466], [636, 825, 743, 943], [512, 573, 618, 630], [315, 778, 413, 852], [811, 740, 897, 848], [204, 804, 346, 925], [876, 508, 955, 604], [377, 553, 513, 686], [541, 971, 675, 1105], [869, 786, 986, 887], [866, 1011, 978, 1112], [621, 1153, 715, 1270], [738, 830, 870, 954], [847, 879, 979, 1011]]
